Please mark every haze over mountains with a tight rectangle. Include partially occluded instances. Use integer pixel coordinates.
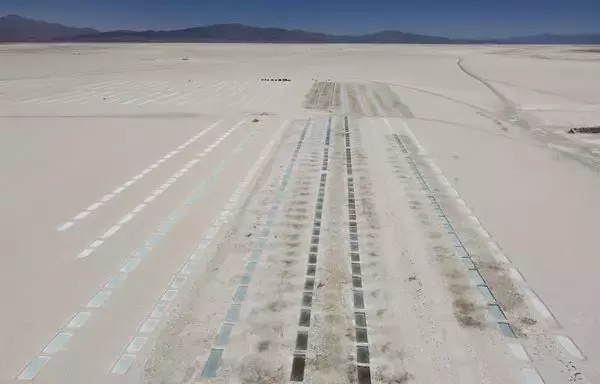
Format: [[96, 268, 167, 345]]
[[1, 14, 600, 44]]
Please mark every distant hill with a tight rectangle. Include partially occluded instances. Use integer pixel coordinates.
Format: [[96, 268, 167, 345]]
[[70, 24, 331, 43], [1, 14, 600, 44], [336, 30, 462, 44], [0, 14, 98, 42], [493, 33, 600, 45], [68, 24, 466, 44]]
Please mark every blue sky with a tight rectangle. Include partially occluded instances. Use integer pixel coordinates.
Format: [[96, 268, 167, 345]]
[[2, 0, 600, 38]]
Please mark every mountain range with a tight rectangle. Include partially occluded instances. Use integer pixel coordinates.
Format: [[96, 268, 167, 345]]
[[0, 14, 98, 42], [2, 14, 600, 44]]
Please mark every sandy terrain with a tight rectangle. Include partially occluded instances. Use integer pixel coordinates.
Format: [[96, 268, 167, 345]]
[[1, 43, 600, 383]]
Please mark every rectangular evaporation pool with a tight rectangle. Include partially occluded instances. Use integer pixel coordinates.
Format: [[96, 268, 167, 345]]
[[216, 324, 234, 346], [201, 348, 223, 379], [225, 304, 242, 322], [290, 355, 306, 381], [233, 286, 248, 302]]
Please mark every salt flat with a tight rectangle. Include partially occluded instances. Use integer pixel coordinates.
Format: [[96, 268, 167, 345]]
[[1, 43, 600, 384]]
